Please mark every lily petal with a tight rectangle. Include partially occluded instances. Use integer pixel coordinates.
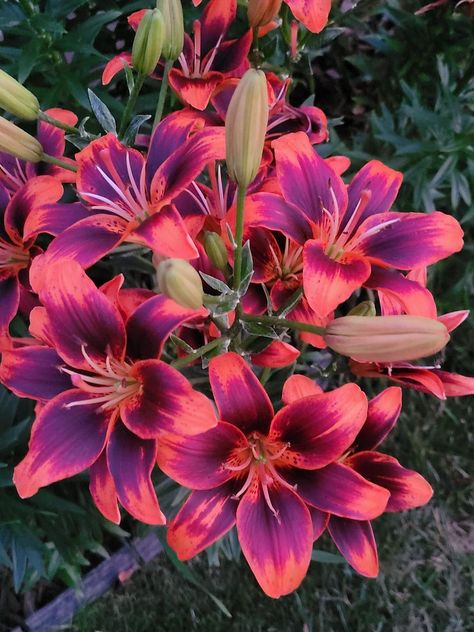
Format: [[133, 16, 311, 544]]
[[89, 450, 120, 524], [355, 387, 402, 451], [328, 517, 379, 577], [281, 374, 323, 405]]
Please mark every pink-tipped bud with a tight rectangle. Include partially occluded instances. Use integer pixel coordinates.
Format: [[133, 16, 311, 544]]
[[132, 8, 164, 76], [0, 69, 39, 121], [204, 232, 228, 271], [156, 258, 204, 310], [248, 0, 283, 28], [324, 315, 450, 363], [225, 68, 269, 188], [0, 117, 43, 162]]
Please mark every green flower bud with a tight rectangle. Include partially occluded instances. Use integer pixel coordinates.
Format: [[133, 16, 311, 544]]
[[0, 117, 43, 162], [204, 232, 228, 271], [156, 0, 184, 61], [0, 69, 39, 121], [132, 8, 165, 76], [226, 68, 269, 188], [348, 301, 376, 317], [156, 258, 204, 310]]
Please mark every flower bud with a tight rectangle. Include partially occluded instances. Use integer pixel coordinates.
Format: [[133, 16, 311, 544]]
[[0, 69, 39, 121], [226, 68, 269, 188], [248, 0, 282, 28], [348, 301, 376, 317], [0, 117, 43, 163], [156, 0, 184, 61], [132, 8, 164, 76], [156, 259, 204, 310], [204, 232, 228, 271], [324, 315, 450, 363]]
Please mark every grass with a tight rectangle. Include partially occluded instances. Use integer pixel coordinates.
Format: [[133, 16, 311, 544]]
[[71, 376, 473, 632]]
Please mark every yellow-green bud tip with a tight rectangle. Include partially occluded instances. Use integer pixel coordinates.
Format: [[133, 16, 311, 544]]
[[156, 0, 184, 61], [0, 117, 43, 163], [0, 69, 39, 121], [156, 258, 204, 310], [132, 8, 165, 76], [204, 232, 228, 271]]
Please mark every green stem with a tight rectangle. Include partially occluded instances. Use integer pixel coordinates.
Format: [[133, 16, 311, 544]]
[[259, 367, 272, 385], [233, 185, 247, 293], [275, 287, 303, 317], [241, 312, 326, 336], [153, 59, 173, 128], [171, 338, 223, 369], [251, 27, 261, 67], [41, 153, 77, 172], [118, 73, 146, 139], [38, 110, 82, 136]]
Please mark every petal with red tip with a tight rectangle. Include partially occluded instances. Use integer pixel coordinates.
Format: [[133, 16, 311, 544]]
[[102, 52, 133, 85], [89, 450, 120, 524], [303, 240, 371, 316], [355, 211, 464, 269], [355, 387, 402, 451], [107, 424, 165, 525], [0, 275, 19, 337], [121, 360, 217, 439], [236, 482, 313, 598], [13, 390, 110, 498], [168, 485, 237, 560], [272, 132, 347, 224], [282, 374, 323, 405], [438, 310, 469, 332], [251, 341, 300, 368], [270, 384, 368, 469], [209, 352, 274, 434], [285, 0, 331, 33], [0, 346, 71, 401], [286, 462, 389, 519], [168, 70, 224, 111], [133, 205, 198, 259], [126, 294, 205, 360], [328, 517, 379, 577], [347, 451, 433, 512], [38, 260, 126, 369], [157, 421, 247, 490]]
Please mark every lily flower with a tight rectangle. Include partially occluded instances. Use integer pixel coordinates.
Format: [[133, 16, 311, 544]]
[[281, 376, 433, 576], [0, 260, 217, 524], [245, 132, 464, 317], [158, 352, 391, 597]]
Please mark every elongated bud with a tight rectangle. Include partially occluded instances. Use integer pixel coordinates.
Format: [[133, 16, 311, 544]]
[[204, 232, 228, 271], [156, 259, 204, 309], [348, 301, 376, 317], [248, 0, 282, 28], [324, 315, 450, 363], [156, 0, 184, 60], [226, 68, 269, 188], [0, 117, 43, 162], [132, 8, 164, 76], [0, 69, 39, 121]]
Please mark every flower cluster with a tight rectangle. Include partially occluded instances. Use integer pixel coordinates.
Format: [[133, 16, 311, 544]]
[[0, 0, 472, 599]]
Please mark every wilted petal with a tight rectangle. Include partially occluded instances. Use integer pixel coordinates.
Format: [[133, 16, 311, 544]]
[[107, 423, 165, 525], [209, 352, 274, 434], [355, 387, 402, 451], [168, 485, 237, 560], [328, 517, 379, 577], [270, 384, 368, 469], [13, 390, 110, 498], [237, 482, 313, 598]]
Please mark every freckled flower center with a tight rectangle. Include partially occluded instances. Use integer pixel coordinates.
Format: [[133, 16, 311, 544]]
[[62, 345, 141, 411], [0, 238, 30, 270], [178, 20, 223, 79], [268, 238, 304, 282], [225, 432, 293, 519]]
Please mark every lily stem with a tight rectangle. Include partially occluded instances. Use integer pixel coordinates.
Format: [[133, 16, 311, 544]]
[[118, 73, 146, 139], [233, 185, 247, 293], [171, 338, 223, 369], [38, 111, 82, 136], [41, 153, 77, 172], [241, 312, 326, 336], [153, 59, 173, 128]]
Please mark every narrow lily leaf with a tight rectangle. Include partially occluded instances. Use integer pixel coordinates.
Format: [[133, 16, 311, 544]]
[[200, 273, 232, 295], [88, 89, 117, 134], [122, 114, 151, 145], [239, 241, 254, 296]]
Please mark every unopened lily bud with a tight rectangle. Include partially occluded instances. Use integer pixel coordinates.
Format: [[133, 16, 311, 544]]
[[0, 117, 43, 163], [156, 0, 184, 60], [324, 315, 450, 363], [226, 68, 269, 188], [156, 259, 204, 309], [248, 0, 282, 28], [0, 69, 39, 121], [348, 301, 376, 317], [204, 232, 228, 271], [132, 8, 164, 76]]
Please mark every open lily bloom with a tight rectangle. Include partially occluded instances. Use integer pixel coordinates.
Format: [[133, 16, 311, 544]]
[[158, 352, 393, 597], [0, 260, 217, 524], [281, 376, 433, 576], [29, 116, 225, 281], [245, 132, 464, 317], [192, 0, 331, 33]]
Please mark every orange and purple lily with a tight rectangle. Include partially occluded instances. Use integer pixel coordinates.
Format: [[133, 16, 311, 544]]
[[0, 260, 217, 524], [158, 352, 391, 597]]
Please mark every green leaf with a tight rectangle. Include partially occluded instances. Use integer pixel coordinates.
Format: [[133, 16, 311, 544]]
[[88, 89, 117, 134], [311, 549, 345, 564], [122, 114, 151, 145], [45, 0, 90, 18], [239, 241, 254, 296], [17, 40, 41, 83], [200, 273, 232, 295]]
